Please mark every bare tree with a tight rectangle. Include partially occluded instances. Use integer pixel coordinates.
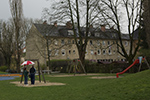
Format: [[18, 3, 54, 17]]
[[43, 0, 103, 68], [0, 21, 14, 69], [97, 0, 143, 63], [143, 0, 150, 48], [9, 0, 25, 72]]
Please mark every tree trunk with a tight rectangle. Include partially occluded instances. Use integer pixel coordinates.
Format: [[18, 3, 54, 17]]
[[16, 48, 21, 73], [144, 0, 150, 48]]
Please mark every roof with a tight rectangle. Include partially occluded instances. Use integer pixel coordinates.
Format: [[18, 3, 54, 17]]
[[33, 23, 138, 40]]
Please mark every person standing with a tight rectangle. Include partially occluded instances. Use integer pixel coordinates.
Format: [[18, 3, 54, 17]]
[[23, 67, 29, 85], [30, 65, 36, 84]]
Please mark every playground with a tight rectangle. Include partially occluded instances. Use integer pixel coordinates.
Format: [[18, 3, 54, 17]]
[[0, 57, 150, 99], [0, 70, 149, 100]]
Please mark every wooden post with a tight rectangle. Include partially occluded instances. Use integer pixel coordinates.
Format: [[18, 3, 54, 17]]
[[79, 60, 87, 75], [74, 65, 76, 76], [138, 63, 142, 72], [144, 57, 150, 69], [39, 63, 46, 83], [20, 69, 24, 83], [37, 61, 41, 82], [68, 64, 72, 74], [21, 59, 46, 83]]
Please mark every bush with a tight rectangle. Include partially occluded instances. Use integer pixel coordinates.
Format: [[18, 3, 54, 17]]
[[40, 64, 47, 70], [0, 66, 8, 72], [47, 59, 71, 72], [46, 59, 149, 73]]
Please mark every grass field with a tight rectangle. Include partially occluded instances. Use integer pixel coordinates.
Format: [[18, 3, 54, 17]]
[[0, 70, 150, 100], [0, 71, 7, 74]]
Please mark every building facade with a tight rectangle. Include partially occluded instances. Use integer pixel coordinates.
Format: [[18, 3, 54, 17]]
[[25, 22, 135, 65]]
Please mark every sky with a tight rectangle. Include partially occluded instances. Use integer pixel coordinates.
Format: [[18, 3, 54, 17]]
[[0, 0, 53, 20], [0, 0, 128, 33]]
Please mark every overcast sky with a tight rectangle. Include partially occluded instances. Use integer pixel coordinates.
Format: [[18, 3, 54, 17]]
[[0, 0, 128, 33], [0, 0, 53, 20]]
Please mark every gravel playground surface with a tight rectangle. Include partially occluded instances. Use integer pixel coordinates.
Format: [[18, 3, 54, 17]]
[[10, 81, 65, 87], [10, 74, 117, 87], [49, 73, 104, 77]]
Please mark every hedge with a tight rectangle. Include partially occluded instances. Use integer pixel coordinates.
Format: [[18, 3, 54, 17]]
[[47, 60, 149, 73]]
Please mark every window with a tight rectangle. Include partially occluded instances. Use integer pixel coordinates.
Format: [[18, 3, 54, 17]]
[[69, 50, 71, 54], [91, 50, 94, 55], [108, 41, 110, 46], [85, 50, 88, 55], [95, 33, 100, 37], [88, 32, 91, 37], [113, 41, 115, 44], [90, 40, 93, 45], [68, 30, 74, 35], [61, 49, 65, 56], [68, 39, 71, 44], [55, 49, 59, 56], [97, 50, 101, 55], [125, 41, 128, 46], [97, 40, 100, 46], [61, 40, 65, 45], [54, 39, 58, 45], [102, 41, 105, 46], [49, 49, 51, 56], [102, 49, 106, 55], [113, 50, 116, 54], [112, 34, 116, 38], [108, 48, 111, 55], [73, 50, 76, 54], [78, 40, 80, 45], [72, 40, 74, 44], [127, 49, 129, 54]]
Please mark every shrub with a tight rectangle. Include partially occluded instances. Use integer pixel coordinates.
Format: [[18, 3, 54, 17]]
[[47, 59, 71, 72], [0, 66, 8, 72], [40, 64, 47, 70], [46, 59, 149, 73]]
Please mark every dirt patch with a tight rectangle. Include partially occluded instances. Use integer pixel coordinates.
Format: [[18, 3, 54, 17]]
[[10, 81, 66, 87], [51, 74, 103, 77], [90, 76, 117, 79]]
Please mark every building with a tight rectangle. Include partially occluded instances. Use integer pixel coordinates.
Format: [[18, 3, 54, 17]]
[[25, 22, 136, 65]]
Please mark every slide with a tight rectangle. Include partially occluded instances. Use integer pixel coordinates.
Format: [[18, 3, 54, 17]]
[[116, 59, 140, 78]]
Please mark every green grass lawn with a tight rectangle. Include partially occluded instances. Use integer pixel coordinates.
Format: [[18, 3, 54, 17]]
[[0, 70, 150, 100], [0, 71, 7, 74]]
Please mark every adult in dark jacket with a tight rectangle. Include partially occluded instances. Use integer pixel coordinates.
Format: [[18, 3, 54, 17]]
[[23, 67, 29, 85], [30, 65, 36, 84]]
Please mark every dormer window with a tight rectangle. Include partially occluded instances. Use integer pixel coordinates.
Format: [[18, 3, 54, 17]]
[[88, 32, 91, 37], [97, 40, 100, 46], [125, 41, 128, 46], [95, 32, 100, 37], [68, 30, 74, 36], [112, 34, 116, 38]]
